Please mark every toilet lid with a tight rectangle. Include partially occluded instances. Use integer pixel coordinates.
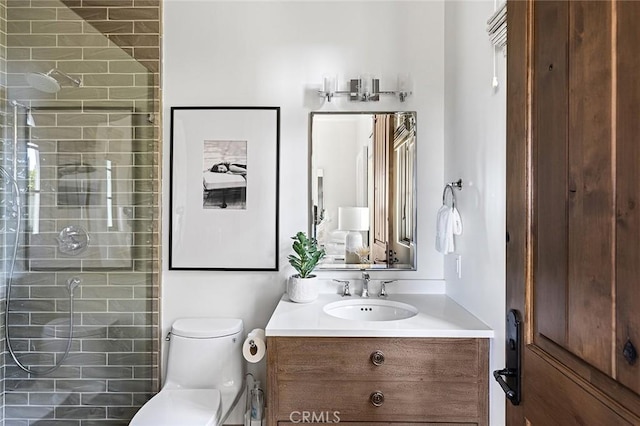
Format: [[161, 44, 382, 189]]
[[129, 389, 221, 426]]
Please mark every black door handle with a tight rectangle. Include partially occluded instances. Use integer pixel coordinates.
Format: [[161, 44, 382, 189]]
[[493, 310, 521, 406], [493, 368, 517, 402]]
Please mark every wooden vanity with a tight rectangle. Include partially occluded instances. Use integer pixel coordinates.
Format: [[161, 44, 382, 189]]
[[265, 294, 492, 426], [267, 337, 488, 425]]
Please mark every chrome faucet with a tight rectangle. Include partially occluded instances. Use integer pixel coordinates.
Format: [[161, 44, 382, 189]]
[[379, 280, 395, 298], [361, 272, 370, 298], [333, 279, 351, 297]]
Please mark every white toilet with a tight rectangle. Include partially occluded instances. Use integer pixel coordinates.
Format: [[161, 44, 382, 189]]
[[130, 318, 244, 426]]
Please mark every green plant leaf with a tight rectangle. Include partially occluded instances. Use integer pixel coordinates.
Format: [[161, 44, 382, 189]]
[[288, 231, 325, 278]]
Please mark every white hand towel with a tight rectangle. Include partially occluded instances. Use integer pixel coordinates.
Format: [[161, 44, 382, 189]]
[[436, 205, 454, 254], [452, 207, 463, 236]]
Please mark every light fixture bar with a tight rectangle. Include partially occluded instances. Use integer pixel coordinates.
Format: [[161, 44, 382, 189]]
[[318, 75, 412, 103]]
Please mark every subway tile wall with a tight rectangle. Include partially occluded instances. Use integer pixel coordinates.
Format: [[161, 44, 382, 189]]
[[1, 0, 160, 424]]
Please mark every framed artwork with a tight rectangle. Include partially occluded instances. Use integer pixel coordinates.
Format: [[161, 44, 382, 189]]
[[169, 106, 280, 270]]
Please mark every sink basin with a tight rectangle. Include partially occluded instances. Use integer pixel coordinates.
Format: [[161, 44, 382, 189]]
[[323, 299, 418, 321]]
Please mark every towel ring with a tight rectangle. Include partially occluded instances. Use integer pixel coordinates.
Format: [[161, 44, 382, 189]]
[[442, 179, 463, 208]]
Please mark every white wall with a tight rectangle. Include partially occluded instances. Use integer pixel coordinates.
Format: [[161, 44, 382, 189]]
[[164, 1, 507, 424], [163, 1, 445, 422], [444, 1, 507, 425]]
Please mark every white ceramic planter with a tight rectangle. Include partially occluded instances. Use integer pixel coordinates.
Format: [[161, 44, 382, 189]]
[[287, 275, 319, 303]]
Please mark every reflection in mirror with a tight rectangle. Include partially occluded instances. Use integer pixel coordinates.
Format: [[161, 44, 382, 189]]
[[309, 112, 417, 270]]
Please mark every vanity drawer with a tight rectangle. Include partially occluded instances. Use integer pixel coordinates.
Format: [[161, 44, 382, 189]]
[[270, 337, 486, 382], [276, 379, 483, 423]]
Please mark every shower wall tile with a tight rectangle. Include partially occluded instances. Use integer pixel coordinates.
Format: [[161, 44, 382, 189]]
[[55, 405, 106, 419], [6, 21, 28, 34], [5, 47, 28, 60], [84, 0, 134, 7], [81, 366, 132, 379], [6, 313, 28, 325], [6, 34, 56, 47], [58, 7, 106, 22], [31, 47, 83, 60], [6, 8, 57, 21], [9, 299, 56, 312], [132, 21, 157, 34], [134, 0, 159, 6], [107, 60, 146, 74], [4, 405, 54, 419], [28, 422, 80, 426], [55, 379, 106, 393], [24, 339, 81, 354], [5, 379, 55, 392], [83, 47, 131, 61], [4, 420, 28, 426], [81, 74, 134, 87], [106, 353, 150, 366], [31, 392, 81, 405], [58, 34, 109, 47], [3, 392, 27, 405], [57, 60, 109, 74], [106, 379, 149, 393], [61, 352, 107, 365], [81, 392, 132, 406], [81, 339, 133, 353], [108, 8, 158, 21], [56, 87, 109, 100], [82, 314, 135, 328], [88, 21, 133, 35], [107, 326, 152, 339], [106, 406, 138, 420], [32, 20, 82, 33], [80, 286, 133, 299], [132, 366, 154, 379]]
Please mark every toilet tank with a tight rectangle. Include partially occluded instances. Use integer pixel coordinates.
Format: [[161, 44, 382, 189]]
[[164, 318, 244, 392]]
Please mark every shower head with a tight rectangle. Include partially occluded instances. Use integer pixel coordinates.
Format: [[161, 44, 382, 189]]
[[26, 69, 82, 93]]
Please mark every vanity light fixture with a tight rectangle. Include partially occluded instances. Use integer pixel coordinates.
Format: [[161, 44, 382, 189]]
[[319, 74, 413, 103]]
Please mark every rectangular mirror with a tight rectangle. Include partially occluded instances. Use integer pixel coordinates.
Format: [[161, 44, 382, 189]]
[[309, 111, 417, 270]]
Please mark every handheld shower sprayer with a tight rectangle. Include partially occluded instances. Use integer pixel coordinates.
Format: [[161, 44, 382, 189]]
[[67, 277, 82, 296], [11, 100, 36, 127]]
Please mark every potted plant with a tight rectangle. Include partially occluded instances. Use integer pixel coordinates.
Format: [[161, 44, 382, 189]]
[[287, 231, 325, 303]]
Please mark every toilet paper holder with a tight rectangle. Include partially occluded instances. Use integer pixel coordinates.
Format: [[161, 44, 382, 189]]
[[248, 340, 258, 356], [243, 328, 267, 363]]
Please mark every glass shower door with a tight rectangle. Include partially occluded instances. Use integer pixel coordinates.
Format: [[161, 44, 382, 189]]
[[1, 0, 161, 424]]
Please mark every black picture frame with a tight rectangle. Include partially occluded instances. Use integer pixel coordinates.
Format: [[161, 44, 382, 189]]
[[169, 106, 280, 271]]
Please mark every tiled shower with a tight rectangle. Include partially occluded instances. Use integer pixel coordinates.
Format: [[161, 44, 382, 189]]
[[0, 1, 161, 424]]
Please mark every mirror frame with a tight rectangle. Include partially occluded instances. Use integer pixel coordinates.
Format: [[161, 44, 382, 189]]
[[308, 111, 418, 271]]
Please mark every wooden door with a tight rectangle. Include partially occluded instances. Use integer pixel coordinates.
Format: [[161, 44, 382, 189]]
[[372, 114, 392, 265], [506, 0, 640, 424]]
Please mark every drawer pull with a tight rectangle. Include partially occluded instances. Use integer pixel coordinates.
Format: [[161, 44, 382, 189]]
[[370, 350, 385, 366], [370, 391, 385, 407]]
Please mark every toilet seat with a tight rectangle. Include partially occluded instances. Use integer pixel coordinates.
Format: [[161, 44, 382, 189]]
[[129, 389, 221, 426]]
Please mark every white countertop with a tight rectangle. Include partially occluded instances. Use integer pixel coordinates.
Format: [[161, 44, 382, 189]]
[[265, 293, 494, 338]]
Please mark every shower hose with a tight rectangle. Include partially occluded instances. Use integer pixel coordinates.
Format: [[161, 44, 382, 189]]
[[0, 165, 76, 375]]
